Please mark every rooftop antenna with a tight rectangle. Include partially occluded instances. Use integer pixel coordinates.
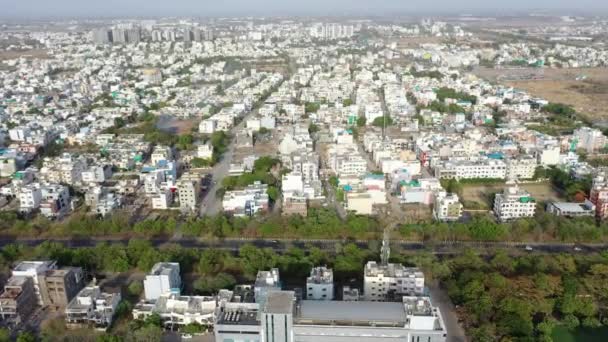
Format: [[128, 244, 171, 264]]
[[381, 228, 390, 266]]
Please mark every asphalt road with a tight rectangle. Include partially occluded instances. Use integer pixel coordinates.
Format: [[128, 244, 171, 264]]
[[2, 237, 606, 255], [199, 110, 256, 217]]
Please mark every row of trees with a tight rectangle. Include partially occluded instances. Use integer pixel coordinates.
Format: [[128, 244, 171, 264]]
[[400, 214, 608, 243]]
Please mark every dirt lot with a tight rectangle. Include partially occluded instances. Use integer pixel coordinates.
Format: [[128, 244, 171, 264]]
[[474, 67, 608, 123], [461, 182, 564, 209], [156, 116, 199, 135], [0, 49, 49, 61]]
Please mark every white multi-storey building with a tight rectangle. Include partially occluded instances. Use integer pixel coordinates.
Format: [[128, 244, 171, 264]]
[[143, 263, 182, 301], [133, 293, 216, 327], [222, 182, 269, 217], [177, 179, 199, 212], [11, 261, 57, 305], [434, 159, 506, 180], [433, 192, 463, 221], [574, 127, 607, 153], [493, 186, 537, 222], [306, 267, 334, 301], [199, 119, 217, 134], [363, 262, 425, 301], [19, 186, 42, 213], [254, 268, 281, 305], [65, 285, 121, 330], [506, 157, 537, 180]]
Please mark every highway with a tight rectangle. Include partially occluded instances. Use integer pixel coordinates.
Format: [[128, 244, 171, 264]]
[[2, 237, 606, 255]]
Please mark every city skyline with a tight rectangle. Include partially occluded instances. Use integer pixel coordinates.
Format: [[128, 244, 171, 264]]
[[2, 0, 608, 19]]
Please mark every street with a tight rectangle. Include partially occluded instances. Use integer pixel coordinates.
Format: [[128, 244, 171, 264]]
[[198, 109, 257, 217], [428, 283, 466, 342], [1, 237, 605, 255]]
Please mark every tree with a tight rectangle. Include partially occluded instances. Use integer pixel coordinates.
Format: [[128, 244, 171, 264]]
[[372, 116, 393, 127], [97, 335, 124, 342], [191, 157, 212, 168], [491, 250, 515, 275], [267, 186, 279, 201], [0, 329, 9, 342], [194, 273, 236, 294], [356, 116, 366, 127], [16, 332, 36, 342], [342, 98, 353, 107], [128, 281, 144, 297], [182, 323, 205, 334], [128, 325, 163, 342], [308, 123, 320, 134], [305, 102, 320, 113], [176, 134, 194, 150], [563, 314, 580, 330], [329, 176, 339, 187]]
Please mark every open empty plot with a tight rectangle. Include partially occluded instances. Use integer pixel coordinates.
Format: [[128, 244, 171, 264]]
[[461, 182, 564, 209], [474, 67, 608, 123]]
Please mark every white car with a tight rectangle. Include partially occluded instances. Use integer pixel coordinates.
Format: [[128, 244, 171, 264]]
[[181, 334, 193, 339], [525, 245, 533, 251]]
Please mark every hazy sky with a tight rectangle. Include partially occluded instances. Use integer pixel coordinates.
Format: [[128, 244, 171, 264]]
[[2, 0, 607, 18]]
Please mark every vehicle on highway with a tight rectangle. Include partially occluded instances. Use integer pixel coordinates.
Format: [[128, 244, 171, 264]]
[[181, 334, 193, 339], [574, 246, 582, 252], [525, 245, 533, 251]]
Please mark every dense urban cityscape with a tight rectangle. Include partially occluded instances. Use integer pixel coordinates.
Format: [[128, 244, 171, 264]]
[[1, 6, 608, 342]]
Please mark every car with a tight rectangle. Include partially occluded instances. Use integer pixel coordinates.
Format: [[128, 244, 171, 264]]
[[574, 246, 582, 252], [181, 334, 193, 339], [524, 245, 533, 251]]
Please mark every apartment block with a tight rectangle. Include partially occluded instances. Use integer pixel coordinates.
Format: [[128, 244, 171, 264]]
[[493, 186, 536, 222], [38, 267, 85, 309], [65, 285, 121, 330], [306, 267, 334, 301], [433, 192, 463, 221], [0, 277, 37, 326], [143, 262, 182, 301], [363, 262, 425, 302]]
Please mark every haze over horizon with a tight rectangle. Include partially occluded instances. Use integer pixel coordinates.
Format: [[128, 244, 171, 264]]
[[2, 0, 608, 19]]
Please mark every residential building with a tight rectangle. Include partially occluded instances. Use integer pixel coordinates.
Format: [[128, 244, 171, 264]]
[[38, 267, 85, 309], [433, 192, 463, 221], [142, 68, 163, 85], [177, 179, 200, 212], [434, 159, 507, 180], [144, 262, 182, 301], [133, 293, 216, 328], [306, 267, 334, 301], [363, 261, 425, 301], [537, 146, 560, 166], [197, 142, 214, 160], [573, 127, 607, 153], [493, 186, 537, 222], [282, 197, 308, 216], [346, 192, 374, 215], [342, 286, 360, 301], [65, 285, 121, 330], [254, 268, 281, 305], [11, 260, 57, 305], [506, 157, 537, 180], [0, 277, 36, 326], [222, 181, 269, 217], [590, 176, 608, 219]]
